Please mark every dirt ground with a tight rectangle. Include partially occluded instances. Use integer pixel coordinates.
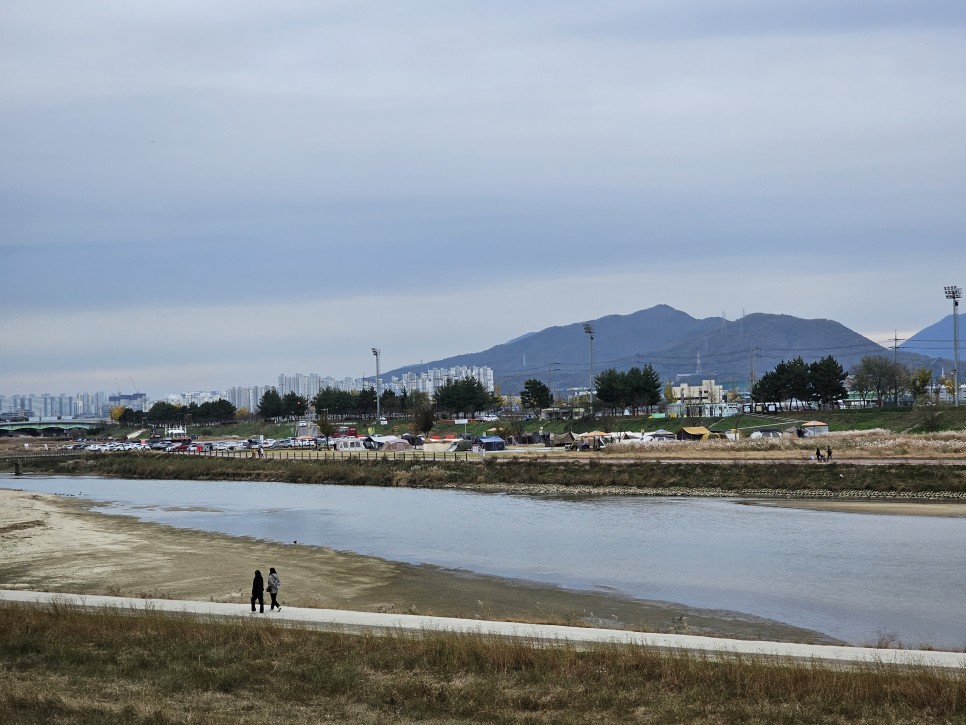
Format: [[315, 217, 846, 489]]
[[0, 487, 845, 644]]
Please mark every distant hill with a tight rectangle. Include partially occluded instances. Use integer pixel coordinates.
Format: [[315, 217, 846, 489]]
[[900, 314, 956, 360], [387, 305, 947, 397]]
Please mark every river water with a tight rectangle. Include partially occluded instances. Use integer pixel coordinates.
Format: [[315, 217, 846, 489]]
[[6, 474, 966, 648]]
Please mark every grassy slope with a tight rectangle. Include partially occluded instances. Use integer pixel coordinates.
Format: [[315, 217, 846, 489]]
[[2, 605, 963, 724]]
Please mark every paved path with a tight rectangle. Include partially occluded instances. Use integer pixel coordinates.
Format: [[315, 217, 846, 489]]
[[3, 590, 964, 669]]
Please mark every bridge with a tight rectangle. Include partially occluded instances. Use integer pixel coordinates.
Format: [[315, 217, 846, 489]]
[[0, 419, 105, 435]]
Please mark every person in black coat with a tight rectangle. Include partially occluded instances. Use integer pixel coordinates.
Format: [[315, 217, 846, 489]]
[[251, 569, 264, 613]]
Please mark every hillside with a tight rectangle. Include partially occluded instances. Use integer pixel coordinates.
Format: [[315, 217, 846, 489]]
[[901, 314, 956, 360], [388, 306, 948, 395]]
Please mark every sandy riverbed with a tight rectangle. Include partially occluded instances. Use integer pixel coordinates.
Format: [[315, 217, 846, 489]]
[[0, 487, 843, 644], [745, 499, 966, 516]]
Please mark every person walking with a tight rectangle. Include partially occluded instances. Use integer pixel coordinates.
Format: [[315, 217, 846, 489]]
[[815, 447, 823, 462], [267, 567, 282, 612], [827, 445, 832, 461], [251, 569, 265, 613]]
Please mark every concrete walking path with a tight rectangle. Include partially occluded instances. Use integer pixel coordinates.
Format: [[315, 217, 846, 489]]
[[3, 590, 964, 670]]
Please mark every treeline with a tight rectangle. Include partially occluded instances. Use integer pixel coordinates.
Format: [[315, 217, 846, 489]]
[[255, 376, 499, 422], [751, 356, 848, 409], [753, 354, 945, 409], [594, 365, 663, 415], [114, 399, 238, 426]]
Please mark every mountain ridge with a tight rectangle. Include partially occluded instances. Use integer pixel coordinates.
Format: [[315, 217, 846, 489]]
[[388, 306, 948, 396]]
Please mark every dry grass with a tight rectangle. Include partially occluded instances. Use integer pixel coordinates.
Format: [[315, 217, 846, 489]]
[[3, 603, 965, 724]]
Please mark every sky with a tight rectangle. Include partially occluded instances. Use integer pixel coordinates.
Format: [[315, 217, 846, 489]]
[[2, 1, 965, 398]]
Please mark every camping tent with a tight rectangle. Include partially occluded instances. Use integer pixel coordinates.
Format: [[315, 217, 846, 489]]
[[478, 436, 506, 451], [553, 431, 577, 447], [380, 439, 412, 451], [676, 426, 711, 441]]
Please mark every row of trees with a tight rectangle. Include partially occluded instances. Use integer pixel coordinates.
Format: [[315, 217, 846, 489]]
[[751, 356, 848, 409], [753, 354, 952, 409], [850, 356, 938, 408], [112, 399, 238, 426], [593, 365, 663, 415], [433, 377, 500, 418], [254, 376, 499, 423], [310, 386, 433, 419]]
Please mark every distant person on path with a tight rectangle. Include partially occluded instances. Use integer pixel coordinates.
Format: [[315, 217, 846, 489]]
[[827, 445, 832, 461], [267, 567, 281, 612], [815, 447, 823, 462], [251, 569, 264, 613]]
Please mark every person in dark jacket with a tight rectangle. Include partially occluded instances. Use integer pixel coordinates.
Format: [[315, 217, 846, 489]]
[[267, 567, 281, 611], [251, 569, 264, 613]]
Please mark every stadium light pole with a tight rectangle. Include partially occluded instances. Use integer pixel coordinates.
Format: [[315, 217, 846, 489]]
[[945, 286, 961, 407], [583, 323, 595, 416], [371, 348, 381, 421]]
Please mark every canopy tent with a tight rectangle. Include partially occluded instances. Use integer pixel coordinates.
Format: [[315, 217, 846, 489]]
[[478, 436, 506, 451], [799, 421, 829, 437]]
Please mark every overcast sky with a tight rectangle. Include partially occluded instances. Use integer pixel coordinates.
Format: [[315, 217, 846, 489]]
[[2, 1, 965, 398]]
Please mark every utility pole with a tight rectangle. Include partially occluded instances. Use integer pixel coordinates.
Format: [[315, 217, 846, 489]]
[[371, 348, 381, 421], [945, 286, 961, 407], [891, 330, 905, 364], [583, 324, 595, 416], [548, 361, 559, 406]]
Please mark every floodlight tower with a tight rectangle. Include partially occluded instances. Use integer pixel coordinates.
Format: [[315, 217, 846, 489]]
[[371, 348, 382, 420], [583, 323, 595, 415], [945, 286, 961, 407]]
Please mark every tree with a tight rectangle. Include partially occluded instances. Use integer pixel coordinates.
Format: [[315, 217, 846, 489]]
[[357, 387, 378, 417], [412, 401, 435, 436], [851, 356, 899, 408], [402, 390, 430, 415], [626, 365, 662, 413], [146, 401, 184, 424], [109, 405, 126, 423], [809, 355, 848, 408], [380, 389, 400, 417], [520, 379, 552, 412], [593, 369, 626, 415], [663, 381, 677, 404], [434, 377, 496, 417], [235, 407, 251, 422], [281, 392, 308, 418], [909, 368, 933, 401], [257, 388, 284, 420]]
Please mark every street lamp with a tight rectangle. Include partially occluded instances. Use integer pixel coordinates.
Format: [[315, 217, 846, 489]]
[[371, 348, 381, 421], [945, 286, 961, 407], [582, 323, 595, 415]]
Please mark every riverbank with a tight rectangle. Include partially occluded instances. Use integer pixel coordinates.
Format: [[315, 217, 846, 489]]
[[0, 488, 836, 644], [8, 452, 966, 498]]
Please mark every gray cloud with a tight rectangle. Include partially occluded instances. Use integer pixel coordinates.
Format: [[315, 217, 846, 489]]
[[2, 1, 964, 394]]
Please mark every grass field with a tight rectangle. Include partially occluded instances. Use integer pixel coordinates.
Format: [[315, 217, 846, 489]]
[[3, 604, 964, 724]]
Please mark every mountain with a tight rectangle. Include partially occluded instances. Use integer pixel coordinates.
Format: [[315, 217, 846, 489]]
[[900, 314, 957, 361], [386, 305, 946, 396]]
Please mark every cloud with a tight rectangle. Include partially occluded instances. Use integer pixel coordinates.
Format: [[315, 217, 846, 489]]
[[1, 2, 964, 397]]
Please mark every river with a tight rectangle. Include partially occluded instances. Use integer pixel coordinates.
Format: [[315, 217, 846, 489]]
[[6, 474, 966, 648]]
